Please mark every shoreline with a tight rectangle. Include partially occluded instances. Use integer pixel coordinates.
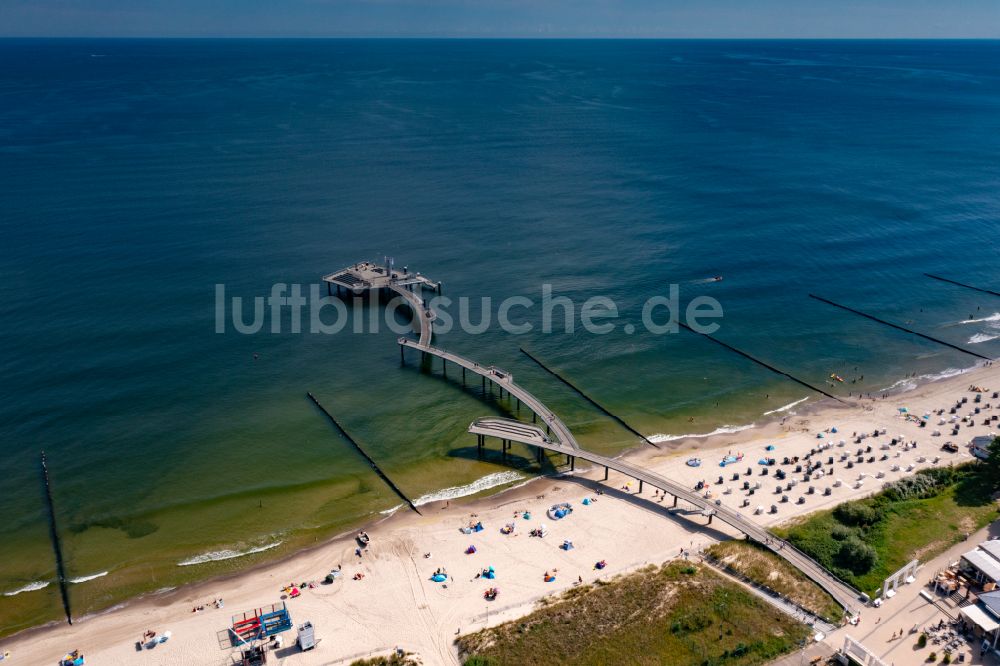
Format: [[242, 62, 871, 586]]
[[2, 360, 997, 663]]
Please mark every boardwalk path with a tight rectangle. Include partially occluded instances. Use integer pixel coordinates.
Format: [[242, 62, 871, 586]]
[[350, 265, 861, 613]]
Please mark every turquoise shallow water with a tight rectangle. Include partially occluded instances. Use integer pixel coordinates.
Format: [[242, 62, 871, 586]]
[[2, 38, 999, 633]]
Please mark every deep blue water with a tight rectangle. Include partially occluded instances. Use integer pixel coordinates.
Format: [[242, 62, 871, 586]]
[[1, 39, 999, 632]]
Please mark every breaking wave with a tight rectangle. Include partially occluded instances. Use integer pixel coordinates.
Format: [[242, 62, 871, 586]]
[[880, 365, 978, 393], [178, 541, 283, 566], [4, 580, 50, 596], [413, 471, 524, 507], [969, 333, 1000, 344], [648, 424, 755, 444], [954, 312, 1000, 325], [69, 571, 108, 584], [763, 397, 809, 416]]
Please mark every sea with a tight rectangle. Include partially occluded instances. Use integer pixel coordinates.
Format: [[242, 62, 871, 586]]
[[2, 38, 999, 636]]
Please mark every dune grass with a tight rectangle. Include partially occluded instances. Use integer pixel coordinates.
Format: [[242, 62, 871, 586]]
[[455, 561, 810, 666], [704, 539, 843, 624]]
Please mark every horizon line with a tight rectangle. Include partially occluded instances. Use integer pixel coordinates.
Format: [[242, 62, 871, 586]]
[[2, 36, 1000, 41]]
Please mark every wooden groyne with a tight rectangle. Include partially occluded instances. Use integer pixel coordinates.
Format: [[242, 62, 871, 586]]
[[924, 273, 1000, 299], [40, 452, 73, 625], [809, 294, 992, 361], [519, 347, 658, 448], [307, 393, 421, 515], [678, 322, 846, 403]]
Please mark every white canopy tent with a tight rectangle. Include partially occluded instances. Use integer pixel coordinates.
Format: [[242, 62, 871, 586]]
[[960, 604, 1000, 649], [962, 548, 1000, 585]]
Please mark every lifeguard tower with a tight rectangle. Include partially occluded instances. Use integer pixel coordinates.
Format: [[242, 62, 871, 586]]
[[230, 602, 293, 646]]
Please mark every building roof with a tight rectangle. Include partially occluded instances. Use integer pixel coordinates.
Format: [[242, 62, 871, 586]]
[[964, 549, 1000, 584], [981, 590, 1000, 619], [980, 540, 1000, 561], [961, 603, 1000, 633]]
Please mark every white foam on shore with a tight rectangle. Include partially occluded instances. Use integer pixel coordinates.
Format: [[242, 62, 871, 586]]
[[648, 424, 755, 444], [880, 364, 979, 393], [379, 504, 404, 516], [412, 471, 524, 507], [69, 571, 108, 584], [763, 397, 809, 416], [969, 333, 1000, 344], [177, 541, 283, 567], [4, 581, 50, 596]]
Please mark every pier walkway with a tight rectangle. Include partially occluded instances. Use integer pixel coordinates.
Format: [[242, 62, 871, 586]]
[[328, 260, 861, 614], [468, 416, 862, 613], [388, 284, 435, 347], [400, 339, 581, 450]]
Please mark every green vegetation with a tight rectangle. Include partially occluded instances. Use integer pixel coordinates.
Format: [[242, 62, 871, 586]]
[[350, 652, 421, 666], [704, 539, 843, 623], [455, 561, 810, 666], [774, 464, 999, 596], [984, 437, 1000, 490]]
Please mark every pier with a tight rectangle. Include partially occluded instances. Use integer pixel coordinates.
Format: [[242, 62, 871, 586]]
[[468, 417, 863, 612], [327, 259, 865, 613], [324, 260, 440, 346], [399, 338, 581, 451]]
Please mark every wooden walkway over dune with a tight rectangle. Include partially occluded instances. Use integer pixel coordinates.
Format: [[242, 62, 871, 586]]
[[468, 417, 863, 613]]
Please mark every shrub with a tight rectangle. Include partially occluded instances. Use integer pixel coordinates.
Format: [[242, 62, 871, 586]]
[[928, 651, 937, 662], [830, 524, 852, 541], [836, 537, 877, 574], [918, 633, 928, 648], [834, 502, 881, 527], [883, 469, 955, 501]]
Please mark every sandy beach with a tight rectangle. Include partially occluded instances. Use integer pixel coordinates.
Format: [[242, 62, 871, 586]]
[[3, 362, 998, 666]]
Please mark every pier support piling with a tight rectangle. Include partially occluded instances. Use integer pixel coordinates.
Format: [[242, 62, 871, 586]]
[[638, 480, 643, 494], [603, 466, 609, 481]]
